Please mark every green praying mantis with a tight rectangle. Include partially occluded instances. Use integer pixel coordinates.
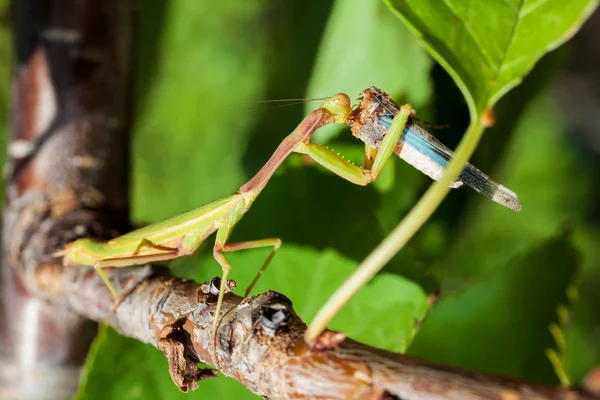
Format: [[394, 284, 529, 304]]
[[56, 87, 520, 340]]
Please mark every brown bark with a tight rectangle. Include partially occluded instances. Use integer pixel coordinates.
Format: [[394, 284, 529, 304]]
[[1, 0, 135, 398], [1, 1, 598, 399]]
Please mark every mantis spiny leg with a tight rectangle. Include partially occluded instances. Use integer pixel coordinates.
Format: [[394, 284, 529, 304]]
[[293, 104, 413, 187], [94, 250, 181, 298], [220, 238, 282, 296]]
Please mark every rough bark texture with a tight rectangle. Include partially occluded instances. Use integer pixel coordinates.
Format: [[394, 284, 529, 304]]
[[1, 1, 599, 400], [0, 1, 135, 399]]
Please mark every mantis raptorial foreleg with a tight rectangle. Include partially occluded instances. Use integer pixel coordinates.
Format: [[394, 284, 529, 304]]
[[364, 143, 378, 171], [295, 104, 413, 185]]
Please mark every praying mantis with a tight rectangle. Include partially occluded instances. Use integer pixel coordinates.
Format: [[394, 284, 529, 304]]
[[56, 87, 520, 338]]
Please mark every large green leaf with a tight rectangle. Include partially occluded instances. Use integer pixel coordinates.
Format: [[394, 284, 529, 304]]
[[78, 246, 429, 399], [385, 0, 598, 114], [408, 234, 580, 385]]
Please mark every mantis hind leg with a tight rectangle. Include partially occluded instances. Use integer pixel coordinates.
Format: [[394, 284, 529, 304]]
[[209, 203, 284, 336], [221, 238, 282, 296], [93, 250, 181, 299], [211, 237, 283, 335], [93, 263, 119, 299]]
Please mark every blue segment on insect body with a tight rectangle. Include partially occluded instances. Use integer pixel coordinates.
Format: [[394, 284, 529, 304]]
[[366, 88, 521, 211], [379, 114, 453, 169], [377, 111, 521, 211]]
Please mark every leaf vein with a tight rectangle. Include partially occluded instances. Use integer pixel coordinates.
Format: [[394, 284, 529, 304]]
[[439, 0, 499, 71], [521, 0, 551, 17], [491, 0, 525, 100], [499, 0, 520, 14]]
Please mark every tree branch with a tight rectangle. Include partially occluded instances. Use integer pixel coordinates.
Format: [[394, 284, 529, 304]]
[[1, 0, 134, 398], [2, 1, 599, 399]]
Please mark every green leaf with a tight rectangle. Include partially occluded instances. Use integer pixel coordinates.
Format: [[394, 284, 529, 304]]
[[385, 0, 598, 115], [305, 0, 432, 142], [408, 234, 580, 385]]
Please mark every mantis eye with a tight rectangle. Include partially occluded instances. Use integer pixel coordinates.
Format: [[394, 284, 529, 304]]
[[321, 93, 351, 116]]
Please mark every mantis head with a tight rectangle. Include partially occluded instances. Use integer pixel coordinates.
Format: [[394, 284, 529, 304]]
[[320, 93, 352, 124]]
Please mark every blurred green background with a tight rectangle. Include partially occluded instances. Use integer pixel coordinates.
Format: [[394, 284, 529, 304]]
[[1, 0, 599, 398]]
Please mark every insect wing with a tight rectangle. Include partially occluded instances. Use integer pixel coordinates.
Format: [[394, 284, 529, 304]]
[[379, 115, 521, 211]]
